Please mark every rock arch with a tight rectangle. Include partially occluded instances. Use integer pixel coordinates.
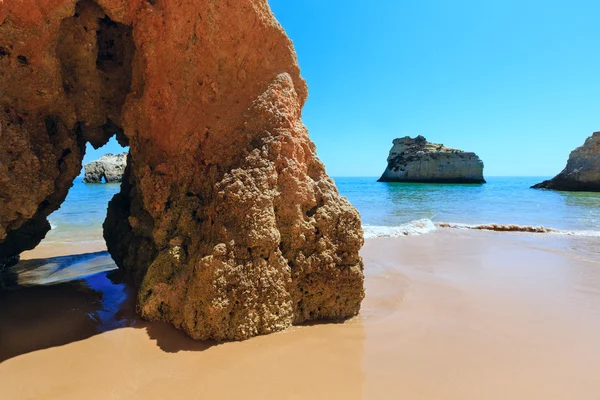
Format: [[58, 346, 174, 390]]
[[0, 0, 364, 340]]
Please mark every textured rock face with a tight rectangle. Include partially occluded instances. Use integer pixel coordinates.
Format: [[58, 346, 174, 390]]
[[0, 0, 364, 339], [532, 132, 600, 192], [378, 136, 486, 183], [83, 152, 127, 183]]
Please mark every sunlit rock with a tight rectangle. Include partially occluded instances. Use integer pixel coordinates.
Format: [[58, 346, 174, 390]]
[[83, 153, 127, 183], [532, 132, 600, 192], [0, 0, 364, 340], [378, 136, 485, 183]]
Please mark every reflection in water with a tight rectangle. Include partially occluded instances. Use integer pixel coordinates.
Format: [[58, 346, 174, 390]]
[[9, 251, 117, 286], [383, 181, 486, 223], [559, 191, 600, 206], [0, 252, 228, 362], [558, 191, 600, 228], [0, 268, 137, 362]]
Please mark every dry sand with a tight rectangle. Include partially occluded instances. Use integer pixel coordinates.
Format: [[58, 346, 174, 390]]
[[1, 229, 600, 399]]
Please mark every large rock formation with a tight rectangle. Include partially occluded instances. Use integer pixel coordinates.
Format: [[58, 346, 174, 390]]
[[378, 136, 486, 183], [83, 152, 127, 183], [532, 132, 600, 192], [0, 0, 364, 339]]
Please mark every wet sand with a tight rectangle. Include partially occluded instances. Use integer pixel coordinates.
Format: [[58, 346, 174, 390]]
[[1, 229, 600, 399], [19, 239, 108, 261]]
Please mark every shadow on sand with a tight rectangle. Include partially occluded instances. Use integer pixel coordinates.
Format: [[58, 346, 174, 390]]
[[0, 252, 218, 363]]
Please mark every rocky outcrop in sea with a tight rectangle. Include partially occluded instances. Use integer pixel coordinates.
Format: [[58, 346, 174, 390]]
[[83, 153, 127, 183], [378, 136, 486, 183], [0, 0, 364, 340], [532, 132, 600, 192]]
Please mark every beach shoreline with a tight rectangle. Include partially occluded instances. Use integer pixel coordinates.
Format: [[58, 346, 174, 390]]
[[1, 229, 600, 399]]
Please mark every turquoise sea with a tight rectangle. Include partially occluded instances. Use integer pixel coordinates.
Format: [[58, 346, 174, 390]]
[[42, 176, 600, 247], [334, 176, 600, 237]]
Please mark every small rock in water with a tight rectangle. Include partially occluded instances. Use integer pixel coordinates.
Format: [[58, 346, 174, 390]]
[[83, 153, 127, 184], [378, 136, 485, 183]]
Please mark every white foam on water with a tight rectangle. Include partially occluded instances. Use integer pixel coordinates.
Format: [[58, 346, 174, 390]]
[[436, 222, 600, 237], [363, 219, 437, 238], [561, 229, 600, 237], [363, 219, 600, 239]]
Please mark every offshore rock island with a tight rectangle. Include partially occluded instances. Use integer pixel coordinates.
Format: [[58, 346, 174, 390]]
[[378, 136, 486, 183], [532, 132, 600, 192], [0, 0, 364, 340], [83, 153, 127, 183]]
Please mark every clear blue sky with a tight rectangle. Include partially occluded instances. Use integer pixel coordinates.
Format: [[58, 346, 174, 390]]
[[87, 0, 600, 177]]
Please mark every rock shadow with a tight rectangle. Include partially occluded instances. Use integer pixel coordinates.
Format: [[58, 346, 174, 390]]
[[140, 321, 219, 353], [0, 252, 218, 363]]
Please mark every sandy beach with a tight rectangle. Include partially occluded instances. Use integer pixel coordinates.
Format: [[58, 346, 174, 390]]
[[2, 0, 599, 398], [1, 229, 600, 399]]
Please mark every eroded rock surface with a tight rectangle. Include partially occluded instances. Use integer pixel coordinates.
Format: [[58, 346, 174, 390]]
[[0, 0, 364, 339], [378, 136, 485, 183], [532, 132, 600, 192], [83, 152, 127, 183]]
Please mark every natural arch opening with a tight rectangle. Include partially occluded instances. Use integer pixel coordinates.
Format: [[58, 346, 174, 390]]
[[0, 0, 365, 341], [0, 0, 134, 274], [21, 0, 137, 273], [28, 138, 128, 260]]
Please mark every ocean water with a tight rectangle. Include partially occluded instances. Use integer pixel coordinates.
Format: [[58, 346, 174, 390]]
[[42, 176, 600, 246], [334, 177, 600, 237], [43, 180, 121, 246]]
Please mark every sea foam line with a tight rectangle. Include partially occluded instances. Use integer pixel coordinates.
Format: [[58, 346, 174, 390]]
[[363, 219, 600, 238], [363, 219, 437, 238], [436, 222, 600, 237]]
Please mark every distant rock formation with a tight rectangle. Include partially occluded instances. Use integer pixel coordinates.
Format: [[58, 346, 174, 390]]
[[378, 136, 486, 183], [532, 132, 600, 192], [83, 153, 127, 183]]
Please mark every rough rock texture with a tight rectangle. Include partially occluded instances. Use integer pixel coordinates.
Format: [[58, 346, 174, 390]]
[[0, 0, 364, 339], [378, 136, 486, 183], [83, 152, 127, 183], [532, 132, 600, 192]]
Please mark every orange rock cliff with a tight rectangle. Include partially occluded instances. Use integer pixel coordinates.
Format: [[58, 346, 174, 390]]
[[0, 0, 365, 340]]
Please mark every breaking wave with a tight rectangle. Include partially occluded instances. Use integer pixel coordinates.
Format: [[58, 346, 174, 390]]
[[363, 219, 437, 238], [436, 222, 600, 237], [363, 220, 600, 238]]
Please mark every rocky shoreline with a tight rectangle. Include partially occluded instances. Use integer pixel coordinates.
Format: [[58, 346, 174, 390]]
[[532, 132, 600, 192]]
